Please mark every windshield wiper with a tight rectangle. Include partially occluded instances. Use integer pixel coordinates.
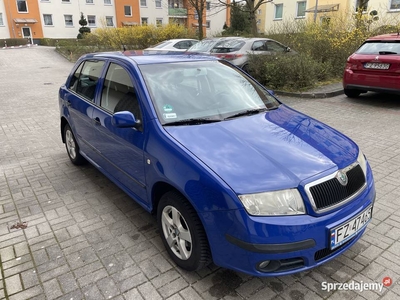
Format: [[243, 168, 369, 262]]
[[379, 51, 397, 55], [164, 118, 222, 126], [224, 108, 267, 120]]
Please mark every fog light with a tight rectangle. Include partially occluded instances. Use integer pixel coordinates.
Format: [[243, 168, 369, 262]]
[[258, 260, 270, 269]]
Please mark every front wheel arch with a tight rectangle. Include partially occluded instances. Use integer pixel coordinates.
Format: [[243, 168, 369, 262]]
[[157, 190, 212, 271]]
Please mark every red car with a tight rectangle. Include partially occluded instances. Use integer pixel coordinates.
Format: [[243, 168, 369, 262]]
[[343, 33, 400, 98]]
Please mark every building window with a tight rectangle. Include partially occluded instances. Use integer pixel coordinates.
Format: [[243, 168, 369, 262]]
[[296, 1, 306, 17], [390, 0, 400, 10], [104, 0, 111, 4], [156, 18, 163, 26], [17, 0, 28, 12], [124, 6, 132, 16], [355, 0, 368, 12], [155, 0, 162, 8], [64, 14, 73, 26], [106, 16, 113, 26], [43, 14, 53, 25], [61, 0, 70, 2], [206, 20, 210, 28], [206, 1, 210, 10], [194, 11, 198, 19], [86, 0, 93, 3], [141, 17, 148, 25], [274, 4, 283, 19], [140, 0, 146, 6], [88, 15, 96, 26], [0, 13, 3, 26]]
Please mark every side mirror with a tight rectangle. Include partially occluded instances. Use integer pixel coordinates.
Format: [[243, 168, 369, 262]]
[[112, 111, 141, 129]]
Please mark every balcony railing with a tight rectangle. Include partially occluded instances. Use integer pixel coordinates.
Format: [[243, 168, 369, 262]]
[[168, 8, 188, 16]]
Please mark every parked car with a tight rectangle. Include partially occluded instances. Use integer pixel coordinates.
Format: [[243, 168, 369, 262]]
[[343, 33, 400, 97], [59, 52, 375, 277], [187, 37, 294, 72], [185, 36, 239, 55], [210, 37, 295, 72], [143, 39, 198, 55]]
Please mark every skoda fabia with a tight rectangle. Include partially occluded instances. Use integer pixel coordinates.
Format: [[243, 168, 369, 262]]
[[59, 52, 375, 276]]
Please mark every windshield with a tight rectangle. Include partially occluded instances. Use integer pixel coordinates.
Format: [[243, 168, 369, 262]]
[[139, 60, 280, 125], [187, 40, 217, 53], [153, 41, 172, 49], [357, 41, 400, 54], [210, 40, 246, 53]]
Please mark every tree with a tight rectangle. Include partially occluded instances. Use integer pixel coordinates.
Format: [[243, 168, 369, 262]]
[[77, 13, 91, 39], [229, 1, 251, 34], [218, 0, 273, 35], [355, 0, 379, 32], [187, 0, 207, 39]]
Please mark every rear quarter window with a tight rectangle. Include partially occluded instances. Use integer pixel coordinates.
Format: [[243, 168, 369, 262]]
[[68, 60, 105, 101]]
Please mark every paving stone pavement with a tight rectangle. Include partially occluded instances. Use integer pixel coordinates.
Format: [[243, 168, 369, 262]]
[[0, 46, 400, 300]]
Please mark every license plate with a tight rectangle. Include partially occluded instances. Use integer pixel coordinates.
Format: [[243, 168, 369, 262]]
[[330, 205, 373, 249], [364, 62, 390, 70]]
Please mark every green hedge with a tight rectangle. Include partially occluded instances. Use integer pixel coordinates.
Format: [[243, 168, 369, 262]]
[[1, 38, 29, 47]]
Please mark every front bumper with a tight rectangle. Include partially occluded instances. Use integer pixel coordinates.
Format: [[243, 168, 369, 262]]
[[201, 172, 375, 277]]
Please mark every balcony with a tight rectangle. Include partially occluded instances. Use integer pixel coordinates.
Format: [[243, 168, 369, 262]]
[[168, 8, 188, 17]]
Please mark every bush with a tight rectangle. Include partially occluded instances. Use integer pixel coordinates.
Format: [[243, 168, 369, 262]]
[[85, 23, 197, 50], [0, 38, 29, 47], [248, 53, 334, 91]]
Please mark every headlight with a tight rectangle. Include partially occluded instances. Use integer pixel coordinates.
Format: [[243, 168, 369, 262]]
[[238, 189, 305, 216], [357, 150, 367, 176]]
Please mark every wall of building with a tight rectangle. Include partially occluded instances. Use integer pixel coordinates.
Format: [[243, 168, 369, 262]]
[[262, 0, 400, 33], [139, 0, 169, 26], [0, 0, 228, 39], [4, 0, 43, 40], [0, 1, 10, 39], [206, 0, 227, 37], [38, 0, 116, 39]]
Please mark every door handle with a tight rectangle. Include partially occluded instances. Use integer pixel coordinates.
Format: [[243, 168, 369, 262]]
[[65, 100, 71, 107], [93, 117, 101, 125]]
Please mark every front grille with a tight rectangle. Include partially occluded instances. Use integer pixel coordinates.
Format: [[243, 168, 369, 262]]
[[314, 239, 352, 261], [309, 165, 365, 211]]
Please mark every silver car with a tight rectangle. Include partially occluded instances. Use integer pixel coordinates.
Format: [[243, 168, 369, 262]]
[[209, 37, 295, 73]]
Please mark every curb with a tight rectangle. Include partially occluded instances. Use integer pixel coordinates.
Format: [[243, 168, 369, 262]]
[[1, 44, 38, 50], [275, 88, 344, 99]]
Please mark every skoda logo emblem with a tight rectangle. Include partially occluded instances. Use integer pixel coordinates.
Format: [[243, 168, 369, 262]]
[[375, 56, 379, 61], [337, 171, 348, 186]]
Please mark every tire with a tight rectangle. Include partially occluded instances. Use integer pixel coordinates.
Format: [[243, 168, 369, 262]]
[[157, 191, 211, 271], [344, 88, 361, 98], [63, 124, 86, 165], [242, 64, 250, 74]]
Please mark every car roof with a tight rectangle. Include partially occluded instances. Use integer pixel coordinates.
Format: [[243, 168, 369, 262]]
[[80, 51, 218, 65], [367, 33, 400, 41]]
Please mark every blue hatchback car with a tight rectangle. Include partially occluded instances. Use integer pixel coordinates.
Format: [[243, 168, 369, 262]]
[[59, 52, 375, 276]]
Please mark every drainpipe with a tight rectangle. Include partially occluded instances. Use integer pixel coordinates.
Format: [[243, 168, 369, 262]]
[[313, 0, 318, 23], [6, 0, 16, 37]]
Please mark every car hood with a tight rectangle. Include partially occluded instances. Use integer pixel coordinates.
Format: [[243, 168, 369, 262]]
[[164, 105, 358, 194]]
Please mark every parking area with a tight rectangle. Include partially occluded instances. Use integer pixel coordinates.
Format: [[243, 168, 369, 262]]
[[0, 46, 399, 300]]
